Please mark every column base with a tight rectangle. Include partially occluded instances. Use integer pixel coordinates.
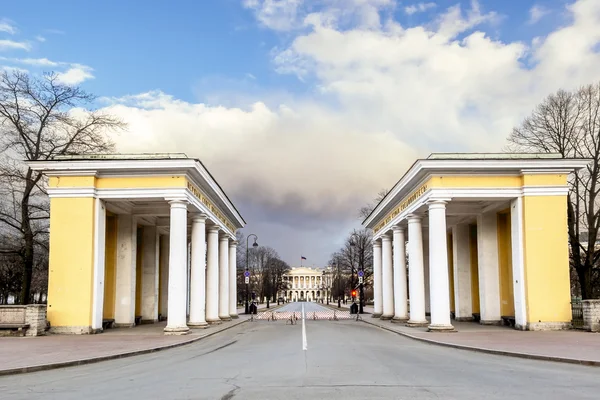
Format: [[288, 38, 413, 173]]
[[207, 318, 222, 325], [188, 321, 209, 329], [230, 314, 239, 319], [454, 316, 473, 322], [391, 317, 408, 323], [380, 314, 393, 320], [141, 319, 159, 325], [113, 323, 135, 328], [406, 320, 429, 327], [219, 315, 232, 321], [427, 324, 456, 332], [480, 319, 502, 326], [371, 313, 382, 318], [164, 326, 190, 335]]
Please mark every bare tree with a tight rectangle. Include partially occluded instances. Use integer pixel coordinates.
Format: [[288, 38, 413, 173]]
[[358, 189, 390, 219], [263, 257, 290, 302], [0, 71, 124, 304], [507, 83, 600, 299], [329, 228, 374, 297], [248, 245, 278, 301]]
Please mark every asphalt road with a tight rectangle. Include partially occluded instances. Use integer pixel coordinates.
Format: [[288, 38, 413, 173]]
[[2, 318, 599, 400], [277, 301, 331, 312]]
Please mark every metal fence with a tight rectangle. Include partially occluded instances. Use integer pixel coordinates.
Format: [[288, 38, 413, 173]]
[[571, 300, 584, 329], [252, 310, 356, 322]]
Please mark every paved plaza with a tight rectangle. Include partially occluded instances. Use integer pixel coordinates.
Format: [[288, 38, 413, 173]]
[[1, 313, 599, 400]]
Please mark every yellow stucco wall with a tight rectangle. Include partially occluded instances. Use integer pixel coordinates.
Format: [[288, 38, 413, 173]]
[[497, 210, 515, 317], [96, 176, 187, 188], [49, 176, 96, 187], [522, 195, 571, 323], [521, 174, 567, 186], [47, 197, 96, 328], [49, 175, 187, 189], [427, 176, 522, 188], [103, 215, 117, 319]]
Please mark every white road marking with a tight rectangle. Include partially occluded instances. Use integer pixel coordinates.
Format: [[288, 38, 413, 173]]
[[302, 303, 307, 351]]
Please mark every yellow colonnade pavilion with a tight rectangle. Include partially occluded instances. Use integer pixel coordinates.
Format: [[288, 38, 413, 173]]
[[363, 153, 589, 331], [29, 154, 245, 335]]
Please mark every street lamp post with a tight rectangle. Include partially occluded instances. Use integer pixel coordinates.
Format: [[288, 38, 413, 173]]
[[337, 259, 341, 308], [245, 234, 259, 314], [349, 232, 364, 314]]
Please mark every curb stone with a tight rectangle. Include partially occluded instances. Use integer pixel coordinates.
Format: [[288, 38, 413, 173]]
[[0, 319, 248, 377], [361, 319, 600, 367]]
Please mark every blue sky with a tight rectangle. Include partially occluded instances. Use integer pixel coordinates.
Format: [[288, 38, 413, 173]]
[[1, 0, 598, 265], [0, 0, 573, 103]]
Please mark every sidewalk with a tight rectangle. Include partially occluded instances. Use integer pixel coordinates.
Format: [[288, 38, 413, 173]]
[[363, 317, 600, 366], [0, 311, 251, 376]]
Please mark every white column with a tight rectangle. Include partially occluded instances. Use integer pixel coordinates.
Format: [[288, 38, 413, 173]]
[[510, 197, 527, 330], [205, 226, 221, 323], [407, 215, 427, 326], [452, 224, 473, 320], [372, 240, 383, 318], [159, 234, 169, 320], [189, 215, 208, 328], [423, 237, 430, 315], [115, 214, 137, 327], [141, 225, 159, 323], [91, 198, 106, 332], [392, 226, 408, 322], [218, 235, 231, 320], [381, 233, 394, 320], [164, 200, 189, 335], [229, 240, 238, 318], [477, 211, 501, 324], [428, 201, 454, 331]]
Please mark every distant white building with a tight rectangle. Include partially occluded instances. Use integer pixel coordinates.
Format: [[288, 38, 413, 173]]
[[279, 267, 329, 302]]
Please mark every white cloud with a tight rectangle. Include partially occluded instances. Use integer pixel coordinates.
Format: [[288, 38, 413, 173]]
[[435, 0, 499, 39], [529, 4, 550, 24], [405, 2, 436, 15], [0, 39, 30, 51], [56, 64, 94, 84], [0, 58, 94, 84], [0, 19, 16, 35], [0, 65, 28, 73], [17, 58, 59, 67], [102, 0, 600, 264], [35, 36, 46, 42], [243, 0, 304, 31], [243, 0, 395, 31]]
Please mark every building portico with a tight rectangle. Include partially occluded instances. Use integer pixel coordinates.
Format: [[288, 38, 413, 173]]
[[363, 153, 589, 331], [29, 153, 245, 335]]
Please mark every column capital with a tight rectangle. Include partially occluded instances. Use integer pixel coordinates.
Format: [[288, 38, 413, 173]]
[[191, 213, 208, 222], [381, 233, 392, 242], [229, 240, 238, 248], [407, 214, 422, 223], [427, 199, 450, 209], [207, 225, 220, 233], [219, 234, 229, 242], [372, 239, 382, 248], [392, 225, 404, 233], [168, 200, 188, 209]]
